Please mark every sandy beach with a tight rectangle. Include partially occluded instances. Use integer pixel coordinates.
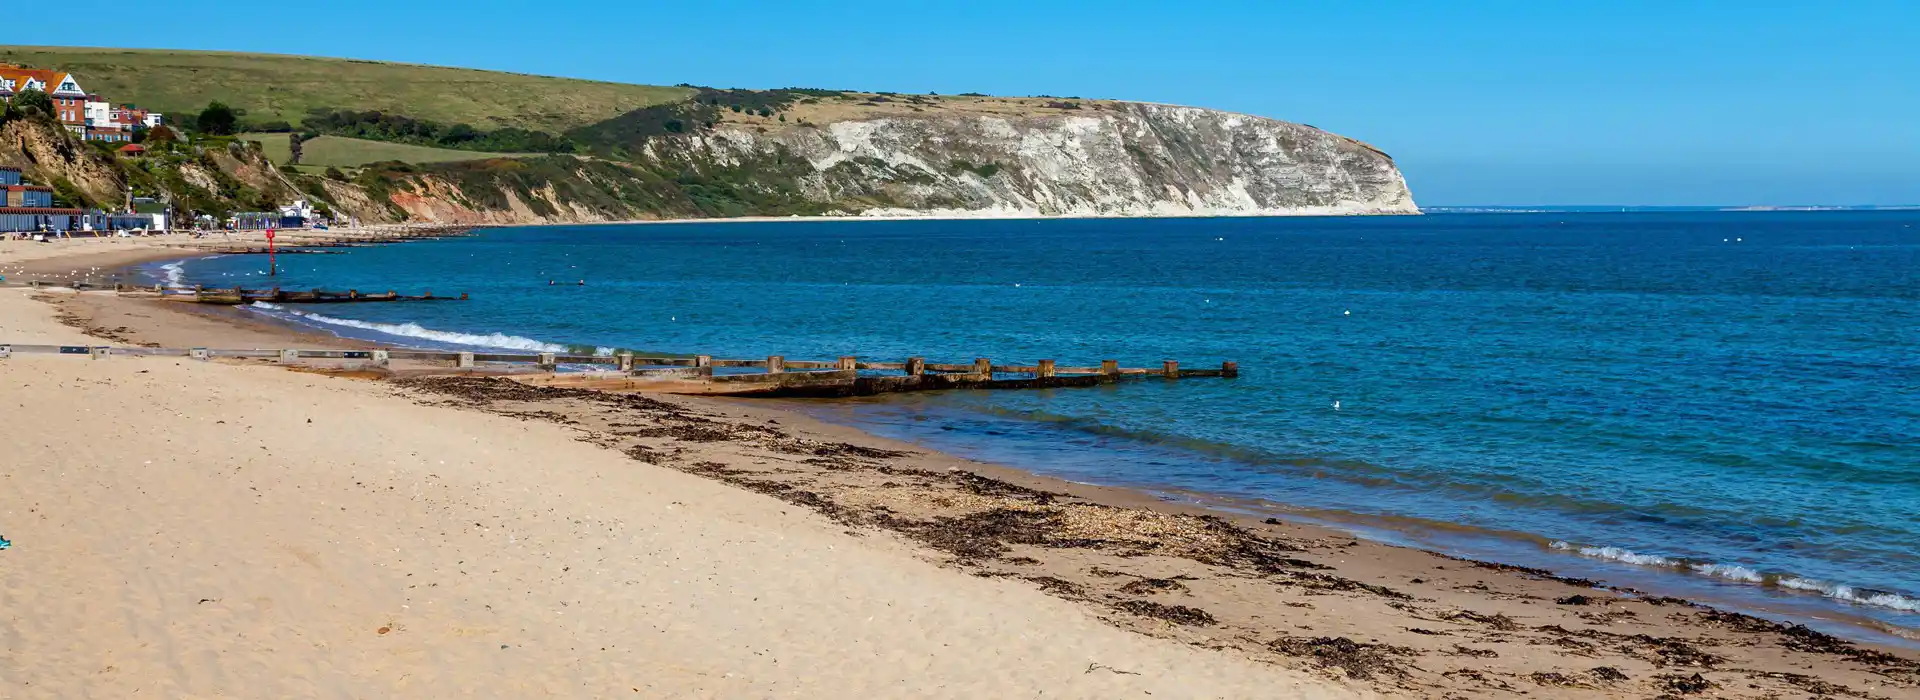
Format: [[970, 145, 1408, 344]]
[[4, 241, 1918, 698]]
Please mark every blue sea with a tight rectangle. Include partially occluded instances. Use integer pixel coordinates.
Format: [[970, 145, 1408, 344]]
[[151, 212, 1920, 641]]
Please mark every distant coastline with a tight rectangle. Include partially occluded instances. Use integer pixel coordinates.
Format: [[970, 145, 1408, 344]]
[[1423, 204, 1920, 214]]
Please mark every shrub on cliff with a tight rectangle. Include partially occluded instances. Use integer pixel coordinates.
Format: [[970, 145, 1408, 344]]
[[10, 88, 53, 119]]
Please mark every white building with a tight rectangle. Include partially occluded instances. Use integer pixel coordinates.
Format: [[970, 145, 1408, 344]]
[[84, 95, 110, 126], [278, 199, 317, 221]]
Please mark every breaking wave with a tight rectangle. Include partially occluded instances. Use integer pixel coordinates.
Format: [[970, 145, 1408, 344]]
[[249, 302, 574, 353], [159, 261, 188, 289], [1549, 541, 1919, 612]]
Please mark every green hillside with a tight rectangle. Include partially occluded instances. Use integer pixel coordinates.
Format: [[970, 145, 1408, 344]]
[[0, 46, 694, 132], [240, 132, 536, 168]]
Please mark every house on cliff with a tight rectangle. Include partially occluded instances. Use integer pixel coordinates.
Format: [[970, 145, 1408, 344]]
[[0, 65, 158, 142], [0, 65, 90, 135]]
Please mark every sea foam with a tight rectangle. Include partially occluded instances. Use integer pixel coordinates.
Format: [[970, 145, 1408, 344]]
[[249, 302, 575, 353], [158, 261, 194, 289], [1549, 541, 1920, 612]]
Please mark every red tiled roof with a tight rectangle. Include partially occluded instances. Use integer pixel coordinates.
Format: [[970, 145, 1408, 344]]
[[0, 66, 79, 94], [0, 207, 83, 215], [5, 185, 53, 192]]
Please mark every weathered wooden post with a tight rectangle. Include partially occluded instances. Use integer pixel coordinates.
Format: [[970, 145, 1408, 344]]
[[974, 358, 992, 378], [372, 349, 390, 368], [837, 356, 857, 371], [457, 352, 475, 369], [190, 347, 209, 361], [1222, 361, 1239, 378], [279, 349, 299, 364], [1163, 360, 1180, 378], [1037, 359, 1056, 378], [767, 355, 785, 374], [906, 357, 925, 376], [617, 352, 634, 372], [538, 352, 557, 370], [1101, 359, 1119, 376]]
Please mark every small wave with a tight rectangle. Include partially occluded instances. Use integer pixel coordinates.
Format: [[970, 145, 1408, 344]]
[[1549, 541, 1920, 612], [1778, 578, 1920, 613], [155, 255, 222, 289], [159, 262, 187, 289], [1550, 542, 1680, 567], [249, 302, 572, 352]]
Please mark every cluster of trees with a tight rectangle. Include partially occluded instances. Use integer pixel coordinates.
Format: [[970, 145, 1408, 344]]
[[299, 110, 576, 153], [197, 101, 238, 135], [568, 87, 825, 155]]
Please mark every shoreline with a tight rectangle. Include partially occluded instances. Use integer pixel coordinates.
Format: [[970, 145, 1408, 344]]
[[9, 246, 1919, 696], [42, 234, 1920, 645], [0, 286, 1354, 698]]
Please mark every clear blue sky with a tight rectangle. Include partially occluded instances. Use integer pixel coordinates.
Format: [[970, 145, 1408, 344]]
[[7, 1, 1917, 205]]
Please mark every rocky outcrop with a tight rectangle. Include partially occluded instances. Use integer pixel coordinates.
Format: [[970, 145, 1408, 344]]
[[0, 118, 124, 206]]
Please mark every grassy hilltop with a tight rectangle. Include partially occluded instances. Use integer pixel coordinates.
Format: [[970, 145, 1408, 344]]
[[0, 46, 693, 132], [5, 46, 1398, 224]]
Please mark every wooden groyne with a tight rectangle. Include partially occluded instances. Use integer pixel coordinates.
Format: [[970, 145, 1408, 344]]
[[0, 343, 1238, 398], [154, 286, 469, 305]]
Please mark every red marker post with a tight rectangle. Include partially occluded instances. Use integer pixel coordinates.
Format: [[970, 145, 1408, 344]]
[[266, 227, 276, 276]]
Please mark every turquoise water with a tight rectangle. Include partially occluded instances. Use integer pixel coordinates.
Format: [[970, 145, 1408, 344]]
[[158, 213, 1920, 637]]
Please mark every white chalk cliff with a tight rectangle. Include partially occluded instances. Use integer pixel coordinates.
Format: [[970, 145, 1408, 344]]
[[680, 102, 1417, 218], [381, 101, 1417, 224]]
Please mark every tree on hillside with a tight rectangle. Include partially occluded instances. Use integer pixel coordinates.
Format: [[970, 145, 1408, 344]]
[[197, 101, 238, 135], [147, 124, 178, 144], [289, 132, 304, 164], [11, 88, 53, 118]]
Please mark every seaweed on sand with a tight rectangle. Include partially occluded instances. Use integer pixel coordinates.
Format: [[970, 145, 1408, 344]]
[[1268, 636, 1415, 680], [1112, 600, 1216, 626]]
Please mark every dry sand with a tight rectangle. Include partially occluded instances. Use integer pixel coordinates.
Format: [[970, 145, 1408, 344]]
[[5, 240, 1920, 699]]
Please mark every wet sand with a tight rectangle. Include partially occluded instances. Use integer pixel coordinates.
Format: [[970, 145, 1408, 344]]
[[4, 248, 1918, 697]]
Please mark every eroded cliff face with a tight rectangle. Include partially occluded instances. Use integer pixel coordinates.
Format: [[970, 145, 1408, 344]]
[[662, 102, 1417, 218], [0, 119, 124, 206], [1, 100, 1416, 225], [380, 102, 1416, 224]]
